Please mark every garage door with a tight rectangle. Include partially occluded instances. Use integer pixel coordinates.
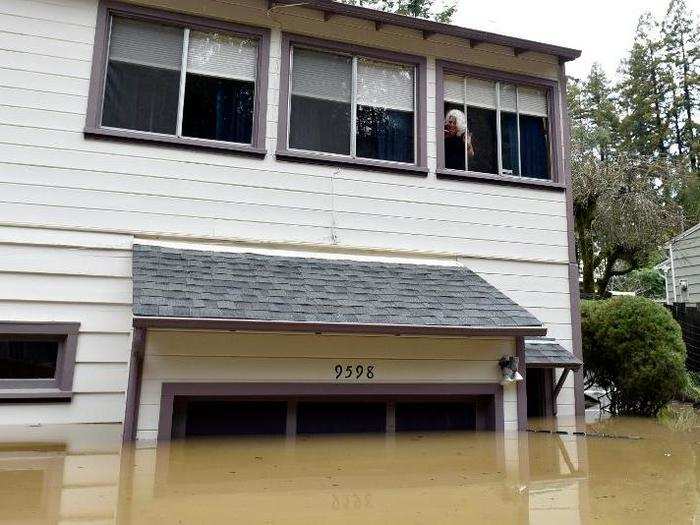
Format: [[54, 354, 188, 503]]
[[171, 396, 484, 439]]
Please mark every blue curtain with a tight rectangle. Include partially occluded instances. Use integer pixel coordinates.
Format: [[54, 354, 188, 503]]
[[519, 115, 550, 179], [356, 106, 414, 163]]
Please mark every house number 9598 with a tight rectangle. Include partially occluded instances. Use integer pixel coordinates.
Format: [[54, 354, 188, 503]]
[[334, 364, 375, 380]]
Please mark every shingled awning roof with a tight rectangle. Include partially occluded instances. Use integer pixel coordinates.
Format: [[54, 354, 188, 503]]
[[525, 338, 582, 370], [132, 245, 546, 336]]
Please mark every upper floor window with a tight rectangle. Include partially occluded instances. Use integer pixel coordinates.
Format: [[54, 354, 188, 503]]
[[86, 3, 269, 154], [277, 35, 427, 173], [103, 17, 257, 143], [442, 75, 551, 180], [288, 47, 416, 164]]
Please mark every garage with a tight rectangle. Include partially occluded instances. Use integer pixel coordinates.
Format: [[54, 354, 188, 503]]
[[130, 247, 552, 442], [164, 388, 500, 440]]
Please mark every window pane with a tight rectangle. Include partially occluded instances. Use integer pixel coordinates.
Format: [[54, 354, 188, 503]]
[[102, 18, 182, 134], [0, 340, 58, 379], [444, 102, 467, 171], [356, 59, 414, 162], [182, 76, 254, 143], [356, 106, 414, 163], [290, 48, 352, 154], [467, 106, 498, 174], [182, 31, 257, 144], [500, 112, 519, 176], [520, 115, 550, 179]]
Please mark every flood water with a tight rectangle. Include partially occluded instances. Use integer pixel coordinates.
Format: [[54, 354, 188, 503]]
[[0, 417, 698, 524]]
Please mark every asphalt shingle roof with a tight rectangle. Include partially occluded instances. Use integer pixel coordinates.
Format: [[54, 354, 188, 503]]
[[525, 338, 582, 369], [132, 245, 543, 329]]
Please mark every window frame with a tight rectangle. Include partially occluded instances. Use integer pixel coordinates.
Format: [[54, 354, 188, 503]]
[[436, 60, 565, 190], [0, 322, 80, 400], [85, 0, 270, 156], [277, 33, 428, 176]]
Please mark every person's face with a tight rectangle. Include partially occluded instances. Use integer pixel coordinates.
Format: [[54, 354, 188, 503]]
[[444, 118, 459, 138]]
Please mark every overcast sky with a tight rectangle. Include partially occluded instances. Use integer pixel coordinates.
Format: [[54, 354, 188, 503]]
[[454, 0, 699, 80]]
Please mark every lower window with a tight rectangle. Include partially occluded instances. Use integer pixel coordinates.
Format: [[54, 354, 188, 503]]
[[0, 323, 79, 398]]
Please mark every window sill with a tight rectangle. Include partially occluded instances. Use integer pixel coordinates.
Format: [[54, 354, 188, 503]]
[[0, 389, 73, 402], [85, 127, 267, 157], [436, 168, 566, 191], [276, 149, 429, 176]]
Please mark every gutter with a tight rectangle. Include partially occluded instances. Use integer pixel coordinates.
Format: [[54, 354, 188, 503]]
[[133, 316, 548, 337]]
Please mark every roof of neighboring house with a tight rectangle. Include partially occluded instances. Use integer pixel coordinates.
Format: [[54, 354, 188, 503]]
[[268, 0, 582, 62], [669, 222, 700, 245], [132, 245, 545, 335], [524, 338, 582, 369]]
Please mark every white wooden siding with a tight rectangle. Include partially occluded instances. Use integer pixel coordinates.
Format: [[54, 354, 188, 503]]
[[0, 0, 577, 424], [0, 227, 132, 425], [671, 229, 700, 304]]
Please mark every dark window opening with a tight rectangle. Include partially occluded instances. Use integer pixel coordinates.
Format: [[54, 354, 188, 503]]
[[395, 402, 476, 432], [103, 62, 180, 134], [182, 75, 254, 143], [500, 111, 519, 176], [0, 340, 59, 379], [466, 106, 498, 174], [289, 96, 352, 155], [182, 400, 287, 437], [297, 402, 386, 434], [520, 115, 550, 179], [356, 106, 414, 163]]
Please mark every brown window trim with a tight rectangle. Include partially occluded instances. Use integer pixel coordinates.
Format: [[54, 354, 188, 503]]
[[85, 0, 270, 156], [276, 33, 428, 175], [435, 60, 564, 191], [0, 322, 80, 401]]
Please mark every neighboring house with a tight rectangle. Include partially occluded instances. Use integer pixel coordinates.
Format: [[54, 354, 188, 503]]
[[664, 223, 700, 305], [0, 0, 583, 441]]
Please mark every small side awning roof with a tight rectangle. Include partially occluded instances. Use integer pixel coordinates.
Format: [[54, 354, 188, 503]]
[[132, 245, 546, 337], [525, 338, 582, 370]]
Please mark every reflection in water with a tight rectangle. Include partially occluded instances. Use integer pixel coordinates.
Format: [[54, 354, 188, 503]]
[[0, 418, 697, 524]]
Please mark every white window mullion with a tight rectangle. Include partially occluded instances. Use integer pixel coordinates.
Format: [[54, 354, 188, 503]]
[[495, 82, 503, 175], [175, 27, 190, 137], [350, 56, 358, 158], [515, 86, 522, 177]]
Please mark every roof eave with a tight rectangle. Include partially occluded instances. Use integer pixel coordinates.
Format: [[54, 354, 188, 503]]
[[133, 316, 548, 337], [269, 0, 582, 62]]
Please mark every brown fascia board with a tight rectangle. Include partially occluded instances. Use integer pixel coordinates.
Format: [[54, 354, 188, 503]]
[[133, 317, 548, 337], [269, 0, 581, 62]]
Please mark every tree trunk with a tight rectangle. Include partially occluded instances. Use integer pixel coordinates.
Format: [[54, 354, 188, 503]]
[[679, 34, 697, 169]]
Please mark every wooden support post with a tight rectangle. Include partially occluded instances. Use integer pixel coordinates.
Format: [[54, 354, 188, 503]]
[[553, 368, 571, 401], [122, 327, 146, 443]]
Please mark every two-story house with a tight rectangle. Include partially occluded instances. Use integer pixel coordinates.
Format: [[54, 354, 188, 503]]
[[0, 0, 583, 441]]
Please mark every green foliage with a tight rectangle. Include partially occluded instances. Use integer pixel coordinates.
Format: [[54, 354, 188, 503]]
[[658, 403, 699, 431], [610, 267, 667, 299], [339, 0, 455, 22], [582, 296, 688, 416]]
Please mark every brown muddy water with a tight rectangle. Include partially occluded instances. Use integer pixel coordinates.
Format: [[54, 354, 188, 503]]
[[0, 417, 698, 524]]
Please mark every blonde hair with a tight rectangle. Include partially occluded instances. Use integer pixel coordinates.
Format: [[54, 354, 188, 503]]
[[445, 109, 467, 136]]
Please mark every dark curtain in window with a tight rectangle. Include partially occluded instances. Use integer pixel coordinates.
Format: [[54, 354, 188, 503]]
[[467, 106, 498, 174], [356, 106, 414, 163], [444, 102, 466, 171], [0, 341, 58, 379], [102, 62, 180, 134], [182, 75, 255, 144], [289, 95, 351, 155], [500, 112, 519, 176], [520, 115, 550, 179]]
